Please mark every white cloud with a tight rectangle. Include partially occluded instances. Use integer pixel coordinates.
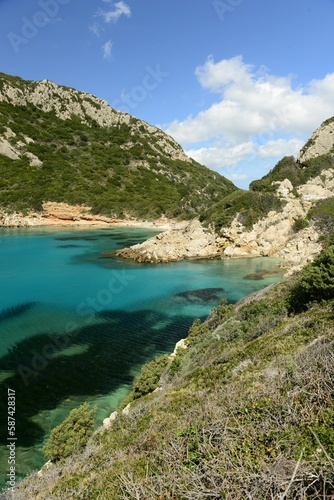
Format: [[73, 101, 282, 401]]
[[228, 173, 248, 181], [186, 141, 255, 168], [97, 1, 131, 23], [257, 138, 304, 159], [102, 40, 113, 59], [90, 22, 102, 37], [165, 56, 334, 186]]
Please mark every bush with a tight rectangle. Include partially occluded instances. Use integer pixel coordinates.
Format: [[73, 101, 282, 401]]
[[292, 216, 309, 233], [132, 355, 169, 399], [290, 245, 334, 310], [42, 403, 96, 462]]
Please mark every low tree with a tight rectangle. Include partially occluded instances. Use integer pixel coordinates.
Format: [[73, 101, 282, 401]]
[[290, 245, 334, 310], [42, 403, 96, 462]]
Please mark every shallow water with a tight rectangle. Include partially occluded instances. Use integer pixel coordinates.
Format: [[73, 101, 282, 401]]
[[0, 227, 284, 488]]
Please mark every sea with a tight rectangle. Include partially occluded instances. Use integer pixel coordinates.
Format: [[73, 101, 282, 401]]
[[0, 226, 284, 489]]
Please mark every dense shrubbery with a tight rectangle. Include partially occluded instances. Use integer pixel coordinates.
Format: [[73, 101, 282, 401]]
[[290, 244, 334, 311], [309, 197, 334, 234], [130, 354, 169, 400], [249, 155, 299, 192], [42, 403, 96, 462], [0, 89, 236, 219], [201, 189, 284, 230], [250, 154, 334, 193]]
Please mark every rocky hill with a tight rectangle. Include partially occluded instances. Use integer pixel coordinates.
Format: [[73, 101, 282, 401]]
[[117, 118, 334, 274], [0, 72, 237, 223]]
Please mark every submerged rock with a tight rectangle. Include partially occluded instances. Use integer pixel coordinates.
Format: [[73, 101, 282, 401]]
[[243, 269, 281, 281], [175, 287, 225, 303]]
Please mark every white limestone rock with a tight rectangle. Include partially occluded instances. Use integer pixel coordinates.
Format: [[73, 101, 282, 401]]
[[298, 118, 334, 163]]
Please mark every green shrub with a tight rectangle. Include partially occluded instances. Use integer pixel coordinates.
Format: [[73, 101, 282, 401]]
[[250, 156, 300, 192], [309, 197, 334, 234], [292, 216, 309, 233], [290, 245, 334, 310], [131, 354, 169, 399], [42, 403, 96, 462]]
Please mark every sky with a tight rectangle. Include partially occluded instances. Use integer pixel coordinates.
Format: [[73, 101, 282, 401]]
[[1, 0, 334, 188]]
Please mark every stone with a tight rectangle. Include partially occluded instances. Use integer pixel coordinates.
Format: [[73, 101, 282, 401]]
[[103, 411, 118, 430], [298, 119, 334, 163], [116, 219, 221, 263], [169, 338, 187, 359], [0, 138, 20, 160], [122, 403, 131, 416]]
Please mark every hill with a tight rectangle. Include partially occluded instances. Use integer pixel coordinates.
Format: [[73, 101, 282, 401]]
[[0, 72, 236, 222]]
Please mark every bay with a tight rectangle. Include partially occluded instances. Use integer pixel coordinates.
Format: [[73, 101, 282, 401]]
[[0, 227, 284, 488]]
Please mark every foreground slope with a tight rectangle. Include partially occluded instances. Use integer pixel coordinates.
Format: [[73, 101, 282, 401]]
[[0, 72, 236, 222], [6, 239, 334, 499]]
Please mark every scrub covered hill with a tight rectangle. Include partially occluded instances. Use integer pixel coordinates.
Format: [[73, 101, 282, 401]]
[[0, 72, 237, 220]]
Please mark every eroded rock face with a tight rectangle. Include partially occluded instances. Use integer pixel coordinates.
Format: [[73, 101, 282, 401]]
[[0, 202, 119, 227], [220, 174, 332, 268], [298, 118, 334, 163]]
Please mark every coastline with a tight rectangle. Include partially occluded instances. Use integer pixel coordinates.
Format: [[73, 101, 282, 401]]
[[0, 206, 181, 232], [0, 202, 322, 276]]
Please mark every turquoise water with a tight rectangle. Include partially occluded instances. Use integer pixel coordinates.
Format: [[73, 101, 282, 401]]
[[0, 227, 284, 488]]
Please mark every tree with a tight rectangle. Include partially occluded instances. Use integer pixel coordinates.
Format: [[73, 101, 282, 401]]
[[290, 245, 334, 310], [42, 403, 96, 462]]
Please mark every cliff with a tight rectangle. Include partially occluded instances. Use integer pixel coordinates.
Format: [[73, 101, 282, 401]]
[[298, 116, 334, 163]]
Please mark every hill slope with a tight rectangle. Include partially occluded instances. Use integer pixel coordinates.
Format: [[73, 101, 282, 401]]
[[0, 72, 237, 221], [7, 241, 334, 499]]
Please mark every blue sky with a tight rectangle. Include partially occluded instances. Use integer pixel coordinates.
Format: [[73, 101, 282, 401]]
[[1, 0, 334, 187]]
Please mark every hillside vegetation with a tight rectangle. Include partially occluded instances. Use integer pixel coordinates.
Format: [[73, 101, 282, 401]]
[[0, 73, 236, 220], [201, 153, 334, 230], [8, 238, 334, 499]]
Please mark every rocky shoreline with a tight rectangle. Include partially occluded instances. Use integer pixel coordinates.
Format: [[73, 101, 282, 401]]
[[115, 216, 320, 275], [116, 219, 222, 262], [2, 167, 334, 276], [116, 171, 334, 274], [0, 202, 177, 231]]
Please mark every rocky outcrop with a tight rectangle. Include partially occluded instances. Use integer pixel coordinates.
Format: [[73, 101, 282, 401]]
[[116, 219, 222, 263], [221, 170, 334, 266], [298, 117, 334, 163], [0, 202, 120, 227], [0, 137, 20, 160], [116, 168, 334, 273]]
